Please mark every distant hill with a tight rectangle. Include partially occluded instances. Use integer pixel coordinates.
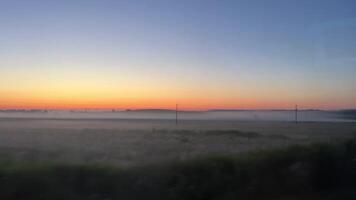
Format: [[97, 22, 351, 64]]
[[208, 109, 323, 112], [129, 109, 175, 112], [129, 109, 205, 114]]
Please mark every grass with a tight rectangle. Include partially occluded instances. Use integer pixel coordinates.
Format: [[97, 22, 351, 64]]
[[0, 140, 355, 200], [166, 129, 291, 140], [204, 130, 291, 140]]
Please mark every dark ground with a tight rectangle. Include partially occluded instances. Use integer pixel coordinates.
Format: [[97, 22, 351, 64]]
[[0, 139, 355, 200]]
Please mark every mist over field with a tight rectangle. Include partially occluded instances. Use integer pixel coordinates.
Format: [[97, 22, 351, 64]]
[[1, 0, 356, 198], [0, 110, 355, 167], [0, 111, 355, 199], [0, 110, 354, 123]]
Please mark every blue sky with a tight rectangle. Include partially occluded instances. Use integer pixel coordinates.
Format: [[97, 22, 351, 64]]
[[0, 0, 355, 109]]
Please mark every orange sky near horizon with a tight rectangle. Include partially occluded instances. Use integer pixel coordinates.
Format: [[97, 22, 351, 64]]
[[1, 66, 355, 111], [1, 71, 355, 111], [0, 91, 354, 111], [1, 1, 356, 111]]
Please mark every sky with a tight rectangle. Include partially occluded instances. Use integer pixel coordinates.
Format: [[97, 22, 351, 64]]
[[0, 0, 356, 110]]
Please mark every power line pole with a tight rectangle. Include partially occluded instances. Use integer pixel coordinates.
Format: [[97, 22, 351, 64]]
[[175, 104, 178, 125], [295, 105, 298, 124]]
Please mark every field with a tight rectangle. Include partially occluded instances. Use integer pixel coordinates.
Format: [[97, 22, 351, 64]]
[[0, 119, 355, 167], [0, 119, 356, 199], [0, 138, 355, 200]]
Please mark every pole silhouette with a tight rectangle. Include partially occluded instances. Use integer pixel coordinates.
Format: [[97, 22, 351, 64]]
[[175, 104, 178, 125], [295, 105, 298, 124]]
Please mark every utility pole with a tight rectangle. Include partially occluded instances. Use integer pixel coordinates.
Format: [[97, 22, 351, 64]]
[[295, 105, 298, 124], [175, 104, 178, 125]]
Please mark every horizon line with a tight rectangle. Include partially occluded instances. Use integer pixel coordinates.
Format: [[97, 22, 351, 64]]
[[1, 108, 355, 112]]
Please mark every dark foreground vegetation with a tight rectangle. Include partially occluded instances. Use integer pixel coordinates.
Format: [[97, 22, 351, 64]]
[[0, 140, 356, 200]]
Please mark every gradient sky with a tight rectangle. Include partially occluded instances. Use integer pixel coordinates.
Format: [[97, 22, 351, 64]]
[[1, 0, 356, 110]]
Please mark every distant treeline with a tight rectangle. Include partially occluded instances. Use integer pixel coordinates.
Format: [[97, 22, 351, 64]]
[[0, 109, 48, 113]]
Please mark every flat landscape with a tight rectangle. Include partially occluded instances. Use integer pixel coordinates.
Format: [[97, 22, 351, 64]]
[[0, 118, 355, 167], [2, 1, 356, 199]]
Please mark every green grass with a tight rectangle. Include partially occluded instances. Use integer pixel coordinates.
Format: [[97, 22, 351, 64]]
[[0, 140, 355, 200]]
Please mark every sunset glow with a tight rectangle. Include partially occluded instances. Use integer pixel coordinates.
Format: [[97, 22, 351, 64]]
[[1, 0, 355, 110]]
